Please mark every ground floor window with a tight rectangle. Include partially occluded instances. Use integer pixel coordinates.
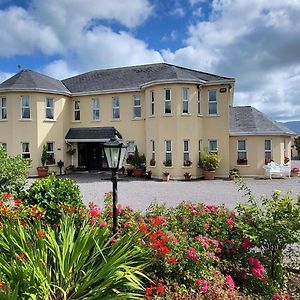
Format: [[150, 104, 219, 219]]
[[21, 142, 30, 159], [208, 139, 218, 154], [237, 140, 247, 165], [198, 139, 202, 165], [150, 140, 156, 166], [126, 141, 135, 164], [0, 142, 6, 151], [265, 139, 272, 163], [183, 140, 191, 166], [46, 142, 55, 165], [164, 140, 172, 166]]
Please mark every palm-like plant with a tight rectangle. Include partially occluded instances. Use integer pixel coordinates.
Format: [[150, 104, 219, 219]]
[[0, 213, 148, 299]]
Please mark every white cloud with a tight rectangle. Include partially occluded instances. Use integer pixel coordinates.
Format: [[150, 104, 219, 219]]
[[42, 60, 78, 80], [0, 71, 14, 83], [162, 0, 300, 121]]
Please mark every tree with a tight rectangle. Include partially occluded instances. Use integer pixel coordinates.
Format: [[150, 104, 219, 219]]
[[294, 137, 300, 159]]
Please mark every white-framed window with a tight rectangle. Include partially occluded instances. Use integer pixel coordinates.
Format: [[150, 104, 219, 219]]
[[208, 139, 218, 153], [237, 140, 247, 165], [208, 90, 217, 115], [0, 142, 7, 151], [265, 139, 272, 163], [164, 89, 171, 114], [92, 98, 100, 121], [127, 141, 135, 155], [0, 97, 7, 120], [21, 96, 30, 119], [150, 91, 155, 116], [46, 142, 55, 165], [112, 97, 120, 119], [73, 100, 80, 121], [21, 142, 30, 159], [183, 140, 190, 162], [182, 88, 189, 114], [133, 95, 141, 118], [45, 97, 54, 119], [197, 88, 201, 115], [198, 139, 202, 163], [165, 140, 172, 165], [151, 140, 155, 161]]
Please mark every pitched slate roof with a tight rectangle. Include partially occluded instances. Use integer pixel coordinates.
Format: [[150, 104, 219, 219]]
[[62, 63, 234, 93], [230, 106, 296, 136], [65, 127, 122, 142], [0, 69, 70, 94]]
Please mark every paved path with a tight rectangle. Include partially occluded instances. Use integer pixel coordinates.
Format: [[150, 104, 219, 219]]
[[28, 160, 300, 211]]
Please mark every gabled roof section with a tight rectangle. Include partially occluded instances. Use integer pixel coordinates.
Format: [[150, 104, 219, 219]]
[[65, 127, 122, 142], [62, 63, 234, 93], [0, 69, 70, 94], [230, 106, 296, 136]]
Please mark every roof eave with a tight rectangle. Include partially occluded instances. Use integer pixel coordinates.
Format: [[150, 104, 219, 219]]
[[0, 88, 71, 96], [71, 87, 140, 96], [65, 138, 111, 143], [230, 131, 296, 136]]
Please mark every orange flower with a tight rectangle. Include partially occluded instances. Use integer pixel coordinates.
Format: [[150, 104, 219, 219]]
[[36, 231, 46, 238], [16, 252, 26, 260]]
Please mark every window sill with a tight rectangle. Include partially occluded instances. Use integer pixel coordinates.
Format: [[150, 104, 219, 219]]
[[111, 119, 121, 122], [206, 114, 220, 117], [235, 164, 250, 167], [91, 120, 101, 122], [72, 120, 81, 123], [0, 119, 8, 122], [163, 114, 173, 117], [44, 119, 56, 122], [163, 166, 173, 169], [149, 115, 155, 118], [197, 114, 203, 117], [19, 119, 32, 121], [148, 165, 156, 168], [131, 117, 142, 121], [182, 166, 192, 169], [181, 113, 191, 116]]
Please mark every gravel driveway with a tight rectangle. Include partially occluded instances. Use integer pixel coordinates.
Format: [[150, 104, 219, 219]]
[[27, 160, 300, 211]]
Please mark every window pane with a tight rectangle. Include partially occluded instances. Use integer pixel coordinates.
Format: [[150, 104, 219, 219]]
[[209, 90, 216, 102], [22, 108, 30, 119], [165, 89, 171, 100], [134, 96, 140, 106], [75, 110, 80, 120], [184, 140, 189, 151], [113, 108, 120, 119], [22, 96, 29, 106], [93, 110, 100, 120], [183, 101, 188, 113], [75, 101, 80, 109], [238, 140, 246, 151], [2, 108, 7, 119], [166, 153, 172, 161], [93, 99, 99, 108], [238, 152, 247, 160], [113, 97, 119, 107], [134, 107, 141, 118], [165, 101, 171, 114], [208, 103, 217, 115], [209, 140, 217, 151], [46, 108, 54, 119], [166, 141, 171, 151], [265, 140, 271, 151]]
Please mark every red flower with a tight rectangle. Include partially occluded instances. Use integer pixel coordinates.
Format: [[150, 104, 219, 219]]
[[2, 193, 12, 199], [14, 199, 22, 205], [241, 238, 251, 249], [100, 221, 107, 228], [227, 219, 234, 225], [139, 223, 149, 234], [272, 294, 281, 300], [145, 286, 154, 297], [156, 280, 164, 294], [36, 231, 46, 238], [90, 208, 99, 218], [167, 256, 177, 263], [204, 223, 210, 230]]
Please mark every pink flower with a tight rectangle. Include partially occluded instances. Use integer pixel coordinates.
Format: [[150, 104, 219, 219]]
[[215, 247, 222, 253], [227, 219, 234, 225], [100, 221, 107, 228], [272, 294, 281, 300], [225, 274, 235, 290], [201, 280, 208, 293], [204, 223, 210, 230], [241, 238, 251, 249], [186, 247, 198, 262], [172, 237, 179, 243], [90, 208, 99, 218]]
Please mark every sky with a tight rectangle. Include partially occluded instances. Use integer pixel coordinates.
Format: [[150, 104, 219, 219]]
[[0, 0, 300, 122]]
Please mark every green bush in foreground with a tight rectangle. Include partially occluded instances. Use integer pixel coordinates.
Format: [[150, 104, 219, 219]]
[[0, 146, 31, 197], [0, 212, 147, 299], [24, 174, 84, 224]]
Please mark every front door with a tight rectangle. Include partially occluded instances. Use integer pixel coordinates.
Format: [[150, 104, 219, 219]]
[[87, 143, 102, 170]]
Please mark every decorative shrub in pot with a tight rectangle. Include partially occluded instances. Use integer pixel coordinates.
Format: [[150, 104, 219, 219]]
[[131, 146, 146, 177], [200, 150, 221, 180]]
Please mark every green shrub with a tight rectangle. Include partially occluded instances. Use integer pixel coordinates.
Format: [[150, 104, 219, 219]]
[[0, 146, 31, 197], [24, 174, 84, 224], [200, 149, 220, 171]]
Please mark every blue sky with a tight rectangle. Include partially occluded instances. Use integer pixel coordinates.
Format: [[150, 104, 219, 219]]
[[0, 0, 300, 121]]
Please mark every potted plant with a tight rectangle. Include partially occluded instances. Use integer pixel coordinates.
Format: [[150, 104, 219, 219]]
[[37, 144, 49, 177], [162, 171, 170, 181], [237, 158, 248, 165], [183, 160, 192, 167], [131, 146, 146, 177], [200, 150, 220, 180], [184, 172, 192, 181], [145, 170, 152, 179], [163, 160, 172, 167]]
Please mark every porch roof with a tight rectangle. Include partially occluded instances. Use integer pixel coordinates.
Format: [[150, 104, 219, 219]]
[[65, 127, 122, 142]]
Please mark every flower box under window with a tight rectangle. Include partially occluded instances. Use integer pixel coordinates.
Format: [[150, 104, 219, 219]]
[[163, 160, 172, 167], [237, 158, 248, 165]]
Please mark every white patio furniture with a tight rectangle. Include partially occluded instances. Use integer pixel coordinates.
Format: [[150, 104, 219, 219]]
[[263, 162, 291, 179]]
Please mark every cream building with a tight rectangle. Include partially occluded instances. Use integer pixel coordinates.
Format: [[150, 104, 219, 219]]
[[0, 63, 295, 178]]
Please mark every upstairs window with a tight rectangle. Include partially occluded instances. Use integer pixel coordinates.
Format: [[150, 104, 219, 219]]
[[265, 140, 272, 163], [0, 97, 7, 120], [45, 97, 54, 119], [150, 91, 155, 116], [197, 88, 201, 115], [21, 142, 30, 159], [21, 96, 30, 119], [237, 140, 247, 165], [208, 90, 217, 115], [133, 96, 141, 118], [46, 142, 55, 165], [208, 139, 218, 154], [74, 100, 80, 121], [92, 98, 100, 121], [182, 88, 189, 114], [112, 97, 120, 119], [164, 89, 171, 114]]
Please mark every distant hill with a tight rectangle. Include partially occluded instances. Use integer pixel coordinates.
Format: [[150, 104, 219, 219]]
[[281, 121, 300, 134]]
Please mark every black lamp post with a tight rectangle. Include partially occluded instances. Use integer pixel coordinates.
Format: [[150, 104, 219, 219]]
[[103, 138, 127, 234]]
